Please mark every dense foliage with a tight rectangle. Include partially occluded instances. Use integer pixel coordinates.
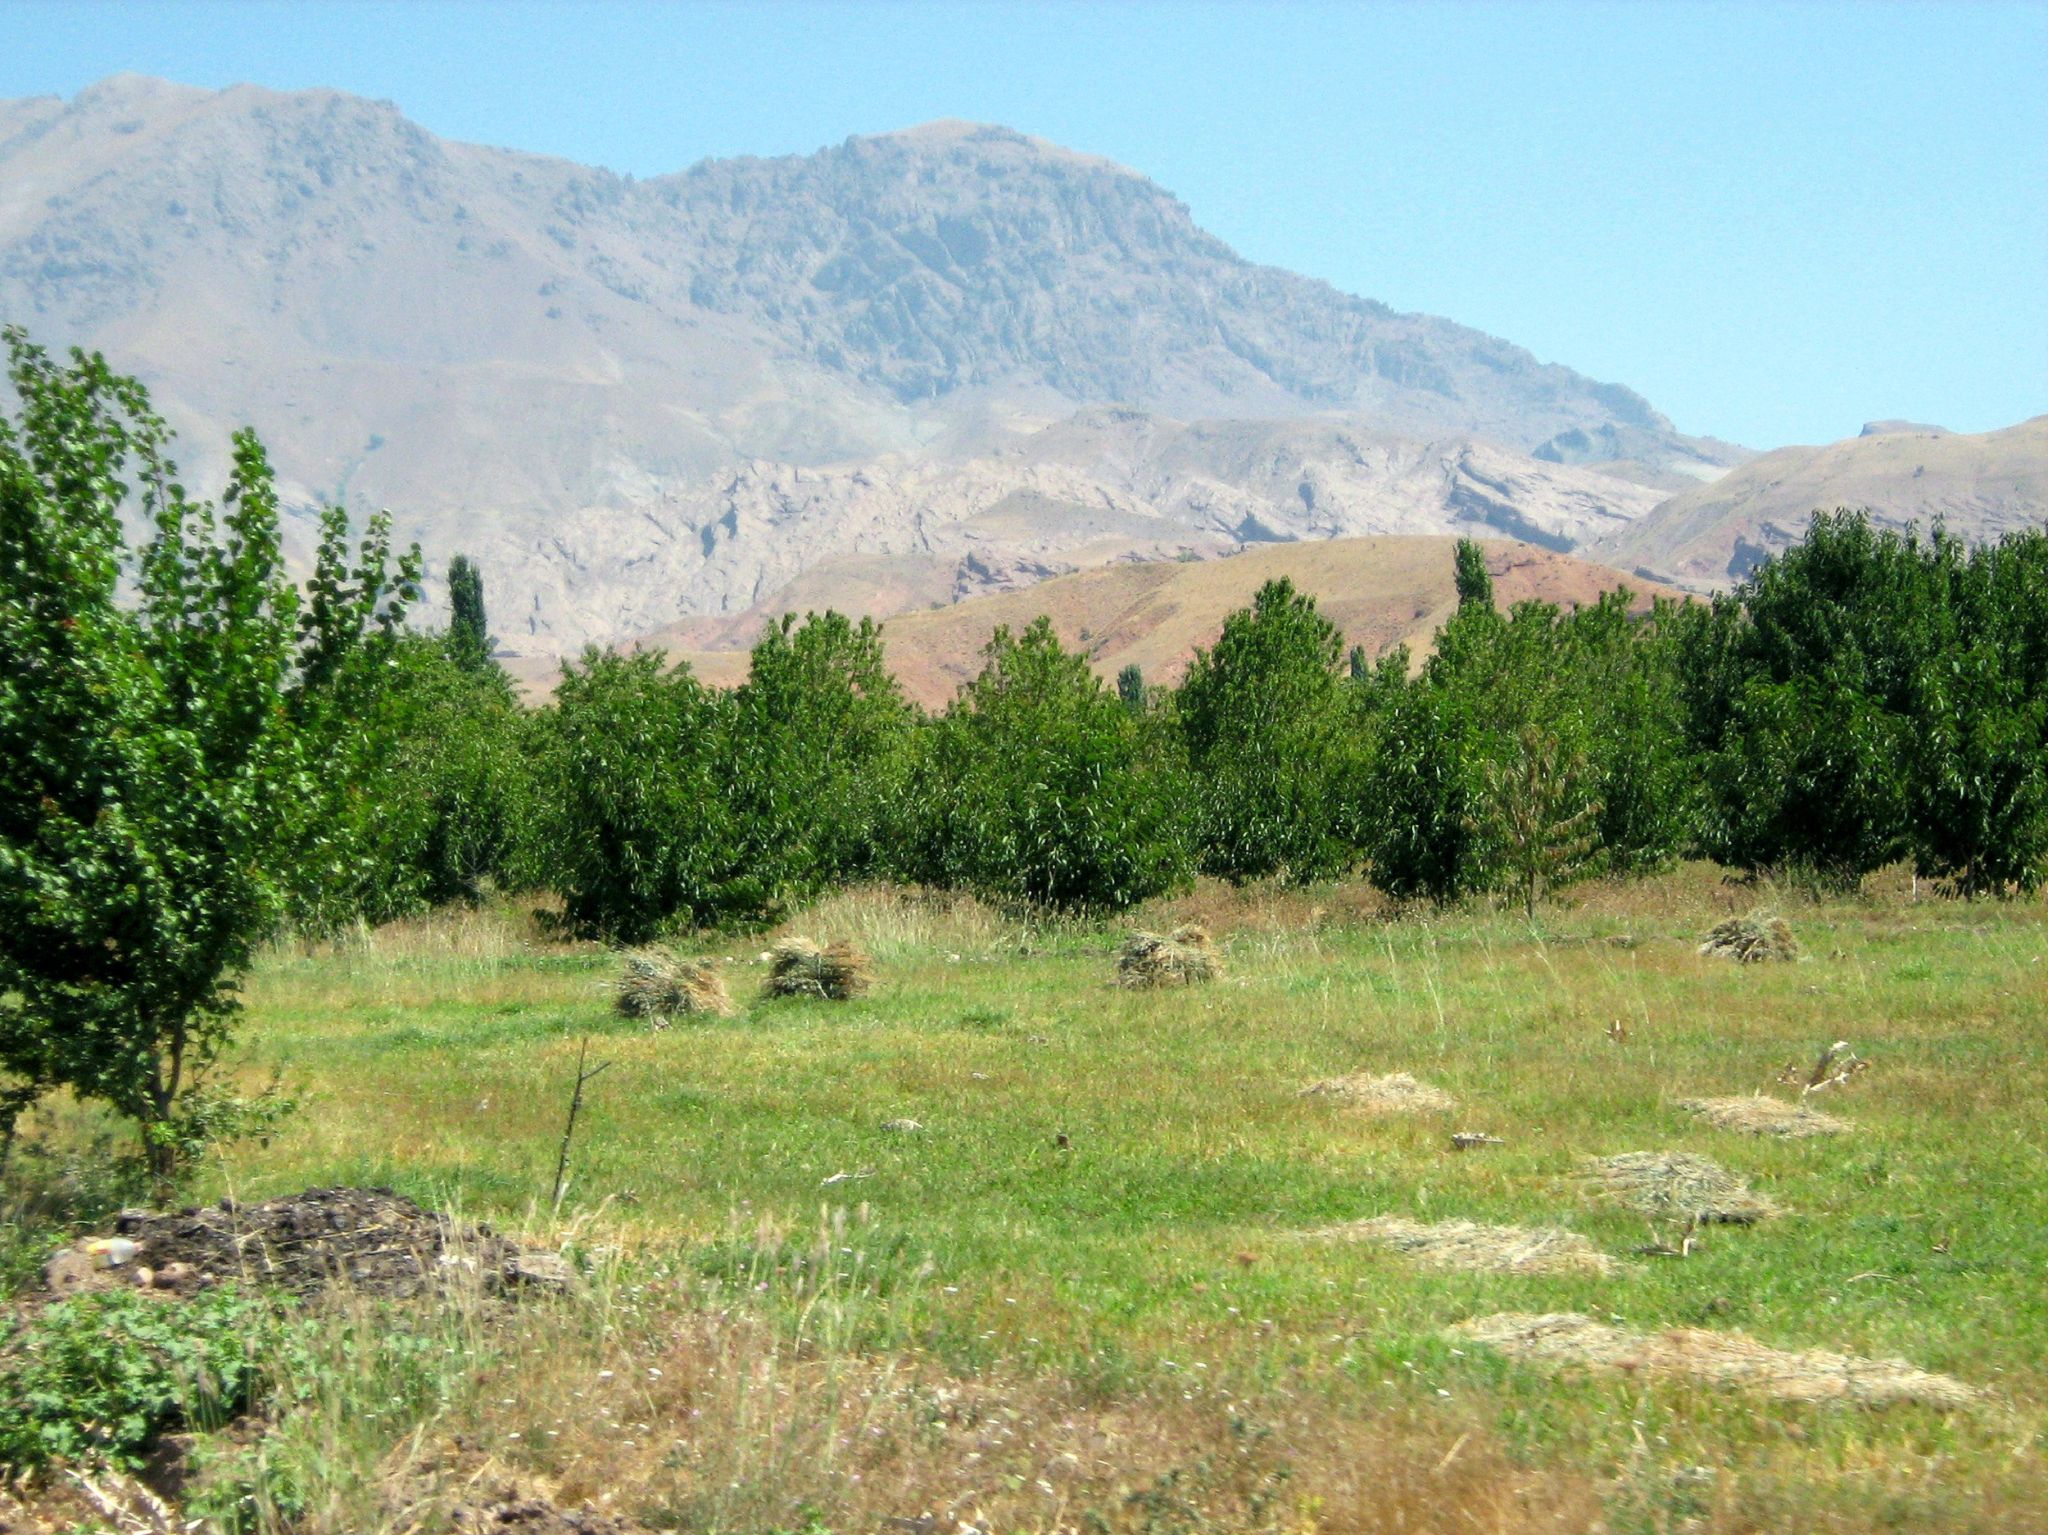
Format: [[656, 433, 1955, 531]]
[[7, 335, 2048, 1170]]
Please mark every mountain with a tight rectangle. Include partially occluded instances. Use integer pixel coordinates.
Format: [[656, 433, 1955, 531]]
[[1, 74, 1740, 655], [1591, 416, 2048, 588], [579, 536, 1679, 709]]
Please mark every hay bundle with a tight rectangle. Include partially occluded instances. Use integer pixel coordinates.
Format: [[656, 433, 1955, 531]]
[[1678, 1095, 1852, 1138], [1300, 1071, 1457, 1115], [614, 950, 733, 1023], [1324, 1216, 1613, 1276], [1448, 1313, 1975, 1409], [1698, 912, 1798, 963], [1115, 923, 1221, 988], [1587, 1151, 1778, 1224], [764, 937, 872, 1000]]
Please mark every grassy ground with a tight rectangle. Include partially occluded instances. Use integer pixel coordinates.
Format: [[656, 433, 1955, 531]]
[[9, 867, 2048, 1532]]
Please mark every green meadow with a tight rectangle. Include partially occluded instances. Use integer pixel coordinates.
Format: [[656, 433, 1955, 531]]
[[15, 869, 2028, 1532]]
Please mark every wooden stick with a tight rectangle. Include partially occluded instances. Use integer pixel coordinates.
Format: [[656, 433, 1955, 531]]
[[550, 1037, 612, 1212]]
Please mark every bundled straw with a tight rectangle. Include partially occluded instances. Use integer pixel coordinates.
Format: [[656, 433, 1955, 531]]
[[1323, 1216, 1613, 1277], [764, 937, 872, 1000], [614, 949, 734, 1023], [1116, 922, 1222, 988], [1450, 1313, 1975, 1409], [1586, 1151, 1778, 1224], [1299, 1071, 1457, 1114], [1698, 912, 1798, 963]]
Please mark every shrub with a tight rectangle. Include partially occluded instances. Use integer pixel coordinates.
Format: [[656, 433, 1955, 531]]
[[0, 1286, 273, 1472]]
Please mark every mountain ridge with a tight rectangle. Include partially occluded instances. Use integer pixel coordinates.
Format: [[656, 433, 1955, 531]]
[[0, 75, 1747, 653]]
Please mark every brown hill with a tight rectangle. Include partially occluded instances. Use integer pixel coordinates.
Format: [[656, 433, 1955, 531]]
[[1591, 417, 2048, 589], [555, 537, 1679, 708]]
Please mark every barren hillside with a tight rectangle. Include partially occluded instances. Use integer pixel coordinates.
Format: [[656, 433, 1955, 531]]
[[572, 536, 1680, 708], [1592, 417, 2048, 588]]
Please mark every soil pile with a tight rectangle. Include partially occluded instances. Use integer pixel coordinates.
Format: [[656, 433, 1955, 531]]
[[43, 1188, 576, 1302]]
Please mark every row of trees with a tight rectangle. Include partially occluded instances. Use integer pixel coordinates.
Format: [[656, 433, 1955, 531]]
[[6, 338, 2047, 1173]]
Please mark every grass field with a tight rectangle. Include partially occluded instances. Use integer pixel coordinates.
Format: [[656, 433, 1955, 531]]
[[8, 867, 2048, 1533]]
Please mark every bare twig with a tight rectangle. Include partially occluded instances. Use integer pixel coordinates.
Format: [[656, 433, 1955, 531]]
[[550, 1036, 613, 1212]]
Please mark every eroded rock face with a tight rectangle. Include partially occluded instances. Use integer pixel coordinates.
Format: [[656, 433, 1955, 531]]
[[0, 77, 1744, 660]]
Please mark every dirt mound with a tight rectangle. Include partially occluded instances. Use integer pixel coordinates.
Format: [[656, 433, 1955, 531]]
[[1585, 1151, 1778, 1224], [43, 1188, 576, 1302], [450, 1494, 648, 1533], [1322, 1216, 1613, 1276], [1301, 1071, 1457, 1114], [1449, 1312, 1976, 1409], [1679, 1095, 1852, 1138], [1116, 923, 1222, 987]]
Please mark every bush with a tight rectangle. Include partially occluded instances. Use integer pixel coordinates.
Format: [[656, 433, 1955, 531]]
[[0, 1286, 273, 1472]]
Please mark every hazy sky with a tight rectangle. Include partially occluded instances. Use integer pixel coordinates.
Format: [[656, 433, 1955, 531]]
[[7, 0, 2044, 448]]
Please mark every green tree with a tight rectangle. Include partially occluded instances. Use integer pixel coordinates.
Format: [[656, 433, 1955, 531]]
[[369, 637, 531, 911], [1117, 662, 1147, 714], [899, 619, 1189, 910], [276, 503, 424, 931], [0, 330, 397, 1177], [1177, 578, 1367, 882], [1469, 723, 1604, 919], [519, 649, 739, 941], [1689, 511, 1926, 886], [725, 611, 911, 915], [1902, 529, 2048, 893], [1453, 538, 1494, 609], [445, 553, 493, 674]]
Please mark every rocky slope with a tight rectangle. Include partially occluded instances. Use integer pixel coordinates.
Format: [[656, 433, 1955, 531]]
[[1, 75, 1738, 654], [1591, 417, 2048, 588]]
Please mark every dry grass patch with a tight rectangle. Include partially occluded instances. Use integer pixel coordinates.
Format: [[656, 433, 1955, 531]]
[[613, 950, 735, 1023], [1450, 1312, 1978, 1409], [1300, 1071, 1457, 1115], [1587, 1151, 1778, 1223], [1698, 911, 1799, 963], [763, 937, 873, 1000], [1321, 1215, 1615, 1277], [1115, 923, 1222, 987], [1679, 1094, 1853, 1138]]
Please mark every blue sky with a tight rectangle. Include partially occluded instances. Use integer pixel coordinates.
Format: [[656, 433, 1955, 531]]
[[6, 0, 2043, 448]]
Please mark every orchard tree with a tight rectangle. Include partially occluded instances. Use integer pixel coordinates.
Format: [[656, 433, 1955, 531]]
[[899, 618, 1189, 910], [1177, 578, 1367, 882], [520, 649, 741, 940], [0, 330, 405, 1178], [724, 611, 910, 914]]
